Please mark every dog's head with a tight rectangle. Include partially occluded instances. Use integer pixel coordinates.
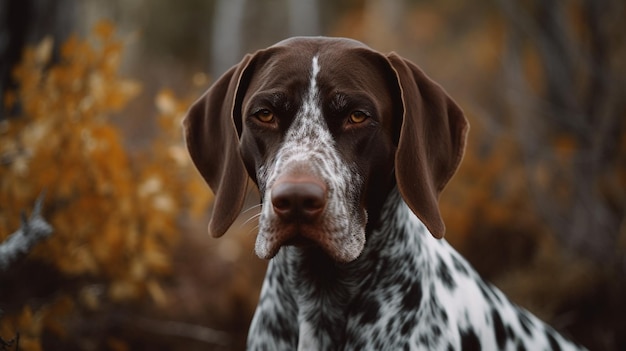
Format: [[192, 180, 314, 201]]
[[184, 37, 468, 262]]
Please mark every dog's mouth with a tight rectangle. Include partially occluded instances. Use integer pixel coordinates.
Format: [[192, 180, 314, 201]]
[[255, 216, 367, 263], [283, 234, 316, 248], [255, 222, 325, 256]]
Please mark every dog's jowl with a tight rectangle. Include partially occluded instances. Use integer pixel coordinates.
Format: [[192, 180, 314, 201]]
[[184, 37, 587, 351]]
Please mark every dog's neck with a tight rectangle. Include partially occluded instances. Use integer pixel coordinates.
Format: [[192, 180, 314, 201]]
[[271, 186, 438, 349]]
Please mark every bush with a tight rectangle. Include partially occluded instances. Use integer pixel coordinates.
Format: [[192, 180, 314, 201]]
[[0, 21, 210, 349]]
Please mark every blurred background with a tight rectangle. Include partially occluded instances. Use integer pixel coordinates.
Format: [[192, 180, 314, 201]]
[[0, 0, 624, 350]]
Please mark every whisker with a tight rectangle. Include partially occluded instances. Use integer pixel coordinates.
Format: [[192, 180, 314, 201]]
[[242, 212, 262, 227], [241, 204, 262, 215], [247, 224, 259, 236]]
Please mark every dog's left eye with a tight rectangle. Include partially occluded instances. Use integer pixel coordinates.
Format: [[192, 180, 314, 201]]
[[348, 111, 368, 124], [254, 109, 275, 123]]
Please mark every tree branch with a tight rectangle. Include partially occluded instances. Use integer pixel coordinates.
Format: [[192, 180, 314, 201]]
[[0, 193, 53, 271]]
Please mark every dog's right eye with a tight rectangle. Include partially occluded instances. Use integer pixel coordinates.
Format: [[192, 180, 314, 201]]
[[254, 109, 275, 123], [348, 111, 369, 124]]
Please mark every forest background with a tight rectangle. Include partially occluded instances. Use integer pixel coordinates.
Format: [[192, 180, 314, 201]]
[[0, 0, 624, 350]]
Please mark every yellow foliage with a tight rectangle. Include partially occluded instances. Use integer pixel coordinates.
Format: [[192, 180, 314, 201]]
[[5, 307, 40, 351], [0, 20, 211, 345], [0, 299, 74, 351]]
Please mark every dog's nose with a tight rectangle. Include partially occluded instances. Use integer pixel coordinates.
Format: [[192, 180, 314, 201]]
[[271, 179, 327, 222]]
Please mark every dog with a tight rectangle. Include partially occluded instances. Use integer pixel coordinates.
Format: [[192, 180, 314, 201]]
[[183, 37, 587, 350]]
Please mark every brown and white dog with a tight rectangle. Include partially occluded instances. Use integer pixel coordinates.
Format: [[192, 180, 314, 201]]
[[184, 37, 586, 351]]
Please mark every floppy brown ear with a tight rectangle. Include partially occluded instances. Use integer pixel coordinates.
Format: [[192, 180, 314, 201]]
[[386, 53, 469, 239], [182, 54, 255, 238]]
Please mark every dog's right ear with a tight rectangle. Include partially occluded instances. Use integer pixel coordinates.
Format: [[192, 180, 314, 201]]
[[183, 54, 256, 238]]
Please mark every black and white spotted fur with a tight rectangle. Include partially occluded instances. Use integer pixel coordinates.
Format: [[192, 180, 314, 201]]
[[249, 189, 584, 350], [183, 37, 587, 351]]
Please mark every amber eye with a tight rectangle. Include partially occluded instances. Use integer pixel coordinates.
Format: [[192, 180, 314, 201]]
[[255, 109, 274, 123], [349, 111, 368, 124]]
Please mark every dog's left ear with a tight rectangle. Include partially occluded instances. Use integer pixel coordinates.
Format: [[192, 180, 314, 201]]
[[386, 53, 469, 239], [182, 54, 257, 238]]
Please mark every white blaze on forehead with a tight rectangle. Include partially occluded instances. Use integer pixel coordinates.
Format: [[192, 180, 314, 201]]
[[254, 54, 366, 262], [311, 56, 320, 85], [273, 55, 333, 168], [288, 55, 325, 142]]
